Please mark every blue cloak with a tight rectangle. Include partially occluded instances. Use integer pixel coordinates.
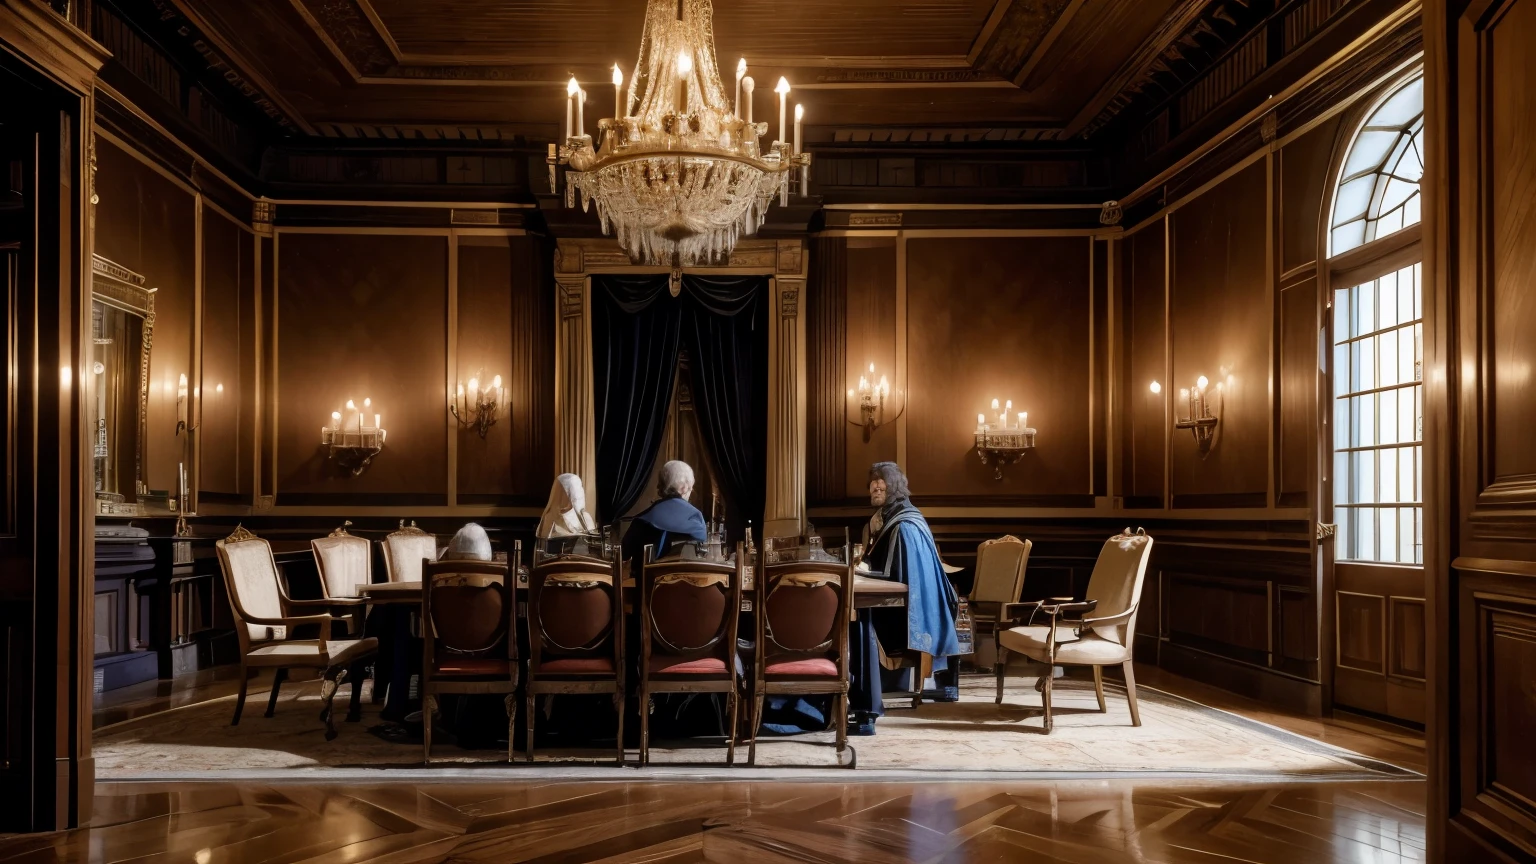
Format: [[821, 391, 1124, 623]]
[[622, 495, 708, 562], [868, 498, 966, 662]]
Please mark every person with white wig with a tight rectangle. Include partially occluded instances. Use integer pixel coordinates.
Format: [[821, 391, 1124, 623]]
[[621, 460, 708, 564], [537, 473, 598, 539], [441, 522, 494, 561]]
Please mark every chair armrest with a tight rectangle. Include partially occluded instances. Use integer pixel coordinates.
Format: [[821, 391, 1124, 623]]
[[288, 597, 365, 608], [1079, 603, 1137, 631], [242, 613, 338, 640], [1000, 601, 1044, 624]]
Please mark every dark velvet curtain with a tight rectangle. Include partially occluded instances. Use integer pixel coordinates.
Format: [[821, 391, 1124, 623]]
[[590, 274, 769, 529], [592, 275, 681, 523], [680, 275, 769, 535]]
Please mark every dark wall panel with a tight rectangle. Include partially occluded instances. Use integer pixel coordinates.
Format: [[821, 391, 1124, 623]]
[[1279, 115, 1342, 273], [456, 235, 552, 504], [843, 239, 898, 498], [1278, 277, 1318, 506], [1124, 221, 1167, 505], [200, 210, 248, 499], [906, 236, 1092, 501], [94, 140, 195, 495], [276, 233, 448, 502], [1170, 162, 1270, 504]]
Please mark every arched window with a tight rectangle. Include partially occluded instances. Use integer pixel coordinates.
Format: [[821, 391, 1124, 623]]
[[1329, 71, 1424, 565], [1329, 74, 1425, 256]]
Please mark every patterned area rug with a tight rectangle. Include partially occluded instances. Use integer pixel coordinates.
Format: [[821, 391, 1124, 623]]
[[92, 675, 1417, 781]]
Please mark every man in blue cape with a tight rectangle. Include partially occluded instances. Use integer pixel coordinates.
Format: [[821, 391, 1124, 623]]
[[849, 461, 966, 733], [622, 460, 709, 565]]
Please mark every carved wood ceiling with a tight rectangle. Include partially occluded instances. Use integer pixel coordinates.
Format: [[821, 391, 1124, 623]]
[[162, 0, 1207, 142]]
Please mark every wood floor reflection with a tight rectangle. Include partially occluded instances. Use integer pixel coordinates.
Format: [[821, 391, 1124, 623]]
[[1, 777, 1424, 863]]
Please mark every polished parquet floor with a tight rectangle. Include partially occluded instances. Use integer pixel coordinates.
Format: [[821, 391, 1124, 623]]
[[4, 666, 1424, 863], [5, 777, 1425, 863]]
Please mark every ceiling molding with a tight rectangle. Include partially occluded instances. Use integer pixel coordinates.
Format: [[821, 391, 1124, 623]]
[[1013, 0, 1090, 88], [161, 0, 316, 134], [1062, 0, 1215, 138]]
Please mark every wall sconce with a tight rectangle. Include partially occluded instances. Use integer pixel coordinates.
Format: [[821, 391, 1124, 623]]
[[849, 363, 905, 442], [973, 398, 1036, 480], [1174, 375, 1221, 457], [321, 396, 387, 476], [451, 372, 504, 439]]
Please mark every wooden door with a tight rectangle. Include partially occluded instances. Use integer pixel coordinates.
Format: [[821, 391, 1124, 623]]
[[1426, 0, 1536, 859]]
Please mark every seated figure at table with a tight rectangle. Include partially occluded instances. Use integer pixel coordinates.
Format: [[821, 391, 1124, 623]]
[[441, 523, 493, 561], [622, 461, 708, 565], [849, 462, 966, 733], [536, 474, 598, 550]]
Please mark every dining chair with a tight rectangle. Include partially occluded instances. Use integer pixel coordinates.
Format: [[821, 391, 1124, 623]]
[[994, 529, 1154, 732], [525, 551, 625, 764], [381, 520, 438, 584], [746, 547, 853, 766], [216, 525, 377, 740], [968, 535, 1032, 670], [638, 545, 743, 765], [309, 520, 372, 638], [420, 549, 518, 763]]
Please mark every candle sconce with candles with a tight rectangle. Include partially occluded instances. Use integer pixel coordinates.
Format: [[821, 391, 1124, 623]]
[[451, 371, 505, 438], [320, 396, 388, 476], [1174, 375, 1221, 456], [973, 398, 1036, 480], [847, 363, 905, 442]]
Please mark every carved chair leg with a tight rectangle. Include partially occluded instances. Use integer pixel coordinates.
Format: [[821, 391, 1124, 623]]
[[348, 662, 366, 722], [525, 694, 537, 763], [265, 668, 288, 718], [835, 690, 848, 755], [1093, 665, 1107, 713], [640, 691, 652, 766], [613, 690, 626, 766], [422, 694, 436, 764], [505, 693, 517, 764], [1041, 668, 1054, 734], [1122, 660, 1141, 727], [231, 665, 250, 726], [725, 689, 738, 765], [995, 641, 1008, 705], [320, 666, 349, 741], [748, 691, 766, 767]]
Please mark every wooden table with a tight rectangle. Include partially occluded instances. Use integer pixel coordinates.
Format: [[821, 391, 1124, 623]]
[[359, 574, 907, 609]]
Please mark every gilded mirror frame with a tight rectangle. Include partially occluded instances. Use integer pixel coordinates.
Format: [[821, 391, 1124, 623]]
[[91, 254, 156, 513]]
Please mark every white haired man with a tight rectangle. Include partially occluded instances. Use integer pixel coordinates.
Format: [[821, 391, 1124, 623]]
[[621, 460, 708, 564]]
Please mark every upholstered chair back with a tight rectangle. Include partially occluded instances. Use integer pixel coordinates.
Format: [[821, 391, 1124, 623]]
[[760, 555, 851, 665], [1083, 530, 1155, 646], [383, 522, 438, 583], [424, 562, 510, 657], [312, 528, 372, 598], [642, 553, 738, 662], [971, 535, 1031, 605], [216, 529, 287, 642]]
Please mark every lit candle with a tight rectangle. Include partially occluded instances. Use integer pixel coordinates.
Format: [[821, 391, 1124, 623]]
[[775, 77, 791, 146], [977, 413, 985, 429], [374, 413, 380, 430], [794, 103, 806, 197], [858, 375, 868, 393], [1017, 411, 1026, 427], [735, 58, 747, 118], [331, 411, 342, 428], [566, 77, 579, 140], [676, 51, 693, 114], [576, 87, 586, 138], [742, 76, 755, 126], [492, 374, 503, 405], [991, 398, 1000, 411], [612, 64, 624, 121], [1149, 380, 1162, 394], [468, 377, 479, 405]]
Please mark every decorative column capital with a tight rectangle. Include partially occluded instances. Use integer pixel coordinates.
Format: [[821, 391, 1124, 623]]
[[253, 199, 275, 236], [778, 278, 804, 320]]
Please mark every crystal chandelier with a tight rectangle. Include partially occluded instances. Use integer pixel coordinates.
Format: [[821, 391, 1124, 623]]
[[549, 0, 811, 267]]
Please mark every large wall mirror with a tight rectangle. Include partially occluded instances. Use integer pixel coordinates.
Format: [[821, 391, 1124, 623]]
[[91, 254, 162, 516]]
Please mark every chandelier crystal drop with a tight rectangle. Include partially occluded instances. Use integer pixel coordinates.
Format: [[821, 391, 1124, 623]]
[[549, 0, 811, 267]]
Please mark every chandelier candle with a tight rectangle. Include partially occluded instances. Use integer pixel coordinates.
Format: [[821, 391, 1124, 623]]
[[676, 51, 692, 113], [794, 104, 805, 197], [742, 75, 755, 124], [565, 77, 578, 139], [735, 58, 746, 117], [776, 77, 790, 146], [613, 65, 624, 122]]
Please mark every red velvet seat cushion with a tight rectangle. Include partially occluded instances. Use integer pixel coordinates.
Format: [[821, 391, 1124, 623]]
[[434, 657, 512, 676], [765, 658, 838, 677], [537, 657, 614, 674], [648, 656, 727, 675]]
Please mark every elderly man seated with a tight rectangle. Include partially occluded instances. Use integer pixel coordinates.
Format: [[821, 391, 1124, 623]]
[[622, 460, 708, 565]]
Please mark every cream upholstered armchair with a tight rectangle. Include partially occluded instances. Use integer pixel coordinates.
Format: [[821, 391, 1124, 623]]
[[310, 521, 372, 637], [968, 535, 1032, 670], [217, 525, 378, 740], [994, 529, 1153, 733], [381, 520, 439, 583]]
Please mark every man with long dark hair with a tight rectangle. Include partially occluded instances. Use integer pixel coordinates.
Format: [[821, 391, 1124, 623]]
[[850, 462, 966, 733]]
